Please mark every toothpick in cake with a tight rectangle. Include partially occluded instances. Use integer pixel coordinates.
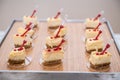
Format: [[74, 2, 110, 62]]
[[8, 40, 27, 65], [86, 30, 103, 53], [23, 10, 39, 29], [13, 28, 32, 49], [89, 44, 111, 71], [85, 11, 104, 29]]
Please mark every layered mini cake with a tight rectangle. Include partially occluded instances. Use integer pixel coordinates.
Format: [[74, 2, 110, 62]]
[[86, 38, 103, 53], [85, 12, 103, 29], [85, 18, 100, 29], [23, 16, 38, 28], [47, 11, 62, 29], [85, 23, 101, 39], [8, 47, 26, 65], [86, 30, 103, 53], [17, 27, 34, 38], [53, 25, 67, 38], [89, 44, 111, 70], [23, 10, 38, 28], [42, 47, 64, 66], [13, 34, 32, 49], [14, 28, 32, 49], [46, 36, 65, 48], [47, 17, 62, 29]]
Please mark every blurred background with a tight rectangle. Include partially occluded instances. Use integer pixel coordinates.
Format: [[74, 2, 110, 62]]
[[0, 0, 120, 33]]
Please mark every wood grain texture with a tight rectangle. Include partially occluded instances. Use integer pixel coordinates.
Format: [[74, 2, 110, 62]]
[[0, 21, 120, 72]]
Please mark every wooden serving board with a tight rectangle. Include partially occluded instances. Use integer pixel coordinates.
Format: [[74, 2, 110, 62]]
[[0, 20, 120, 72]]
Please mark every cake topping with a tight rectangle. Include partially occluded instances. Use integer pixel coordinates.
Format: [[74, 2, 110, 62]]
[[94, 23, 102, 31], [93, 30, 102, 40], [94, 11, 104, 21], [21, 27, 31, 37], [31, 10, 37, 18], [25, 22, 32, 29], [54, 11, 61, 19], [54, 25, 64, 38], [100, 44, 110, 55]]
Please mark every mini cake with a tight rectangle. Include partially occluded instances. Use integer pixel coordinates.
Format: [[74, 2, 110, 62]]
[[23, 10, 38, 28], [85, 12, 102, 29], [85, 23, 101, 39], [86, 30, 103, 53], [47, 12, 62, 29], [46, 36, 65, 48], [42, 47, 64, 66], [8, 41, 26, 65], [53, 25, 67, 38], [85, 18, 100, 29], [17, 27, 34, 38], [89, 44, 111, 70], [13, 28, 32, 49]]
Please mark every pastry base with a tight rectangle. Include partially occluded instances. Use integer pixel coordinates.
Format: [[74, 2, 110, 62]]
[[46, 44, 58, 48], [42, 62, 63, 71], [15, 43, 32, 49], [86, 48, 103, 54], [87, 62, 110, 72], [7, 57, 32, 69], [8, 59, 25, 65], [43, 60, 62, 66], [48, 26, 59, 29], [86, 27, 95, 29]]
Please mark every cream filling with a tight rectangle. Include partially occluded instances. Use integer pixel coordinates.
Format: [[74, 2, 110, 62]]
[[23, 16, 38, 25], [85, 29, 99, 38], [53, 27, 67, 37], [89, 51, 112, 65], [86, 38, 103, 51], [85, 18, 99, 28], [13, 34, 32, 46], [46, 36, 62, 47], [47, 17, 62, 27], [9, 48, 26, 60], [42, 49, 64, 61]]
